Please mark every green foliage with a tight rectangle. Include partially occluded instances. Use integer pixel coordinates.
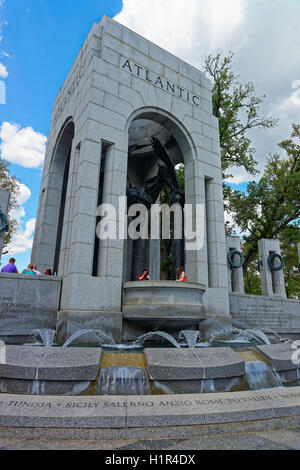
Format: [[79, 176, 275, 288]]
[[204, 51, 277, 179], [160, 164, 185, 205], [280, 230, 300, 299], [243, 256, 262, 296], [227, 124, 300, 272], [160, 164, 185, 279], [0, 159, 20, 255], [160, 253, 172, 280], [226, 125, 300, 298]]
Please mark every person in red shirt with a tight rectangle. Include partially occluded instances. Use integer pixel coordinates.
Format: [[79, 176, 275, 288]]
[[176, 266, 188, 282], [138, 270, 149, 281]]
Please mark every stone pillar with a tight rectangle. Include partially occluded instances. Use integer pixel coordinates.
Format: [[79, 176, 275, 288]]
[[148, 199, 161, 281], [58, 142, 80, 276], [258, 239, 286, 298], [297, 242, 300, 270], [184, 160, 207, 285], [226, 236, 245, 293], [149, 238, 161, 281], [67, 138, 102, 278], [97, 144, 128, 280], [0, 191, 10, 264]]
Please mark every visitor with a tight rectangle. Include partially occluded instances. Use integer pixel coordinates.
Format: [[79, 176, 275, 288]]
[[138, 269, 150, 281], [33, 265, 41, 275], [1, 258, 18, 274], [22, 264, 36, 275], [176, 266, 187, 282], [44, 269, 52, 276]]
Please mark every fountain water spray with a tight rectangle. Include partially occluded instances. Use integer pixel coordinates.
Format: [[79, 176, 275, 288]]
[[178, 330, 200, 348], [29, 329, 55, 347], [63, 329, 115, 347], [134, 331, 181, 348]]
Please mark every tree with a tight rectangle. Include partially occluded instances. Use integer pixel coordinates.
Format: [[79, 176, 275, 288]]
[[204, 51, 277, 179], [279, 229, 300, 300], [243, 255, 262, 296], [0, 159, 20, 255], [227, 125, 300, 276]]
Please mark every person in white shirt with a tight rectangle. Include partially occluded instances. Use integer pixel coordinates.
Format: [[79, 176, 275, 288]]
[[33, 265, 41, 275]]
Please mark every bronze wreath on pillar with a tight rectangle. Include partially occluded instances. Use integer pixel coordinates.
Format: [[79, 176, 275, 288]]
[[267, 253, 284, 271], [227, 249, 244, 269]]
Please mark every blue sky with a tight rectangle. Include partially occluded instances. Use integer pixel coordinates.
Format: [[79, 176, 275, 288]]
[[0, 0, 299, 272], [0, 0, 123, 271]]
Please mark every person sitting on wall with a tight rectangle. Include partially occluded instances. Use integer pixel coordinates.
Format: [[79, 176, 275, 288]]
[[176, 266, 188, 282], [33, 265, 41, 275], [1, 258, 18, 274], [22, 264, 36, 275], [138, 269, 150, 281], [44, 269, 52, 276]]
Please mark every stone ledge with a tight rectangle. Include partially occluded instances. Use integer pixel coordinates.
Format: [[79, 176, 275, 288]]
[[0, 346, 102, 381], [0, 273, 62, 282], [0, 387, 299, 430], [0, 415, 299, 441], [123, 281, 206, 290], [257, 343, 299, 372], [145, 347, 245, 380]]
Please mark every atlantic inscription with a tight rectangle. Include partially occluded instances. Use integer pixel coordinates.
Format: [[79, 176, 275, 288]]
[[121, 58, 201, 106]]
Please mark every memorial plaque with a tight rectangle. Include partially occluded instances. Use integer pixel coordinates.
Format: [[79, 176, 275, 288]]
[[230, 293, 300, 333], [257, 343, 299, 372], [0, 274, 61, 337], [145, 348, 245, 380], [0, 346, 102, 381]]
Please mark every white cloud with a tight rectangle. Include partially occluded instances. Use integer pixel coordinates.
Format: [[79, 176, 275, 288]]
[[0, 122, 47, 168], [6, 183, 35, 256], [114, 0, 300, 182], [226, 167, 260, 185], [115, 0, 246, 61], [8, 218, 36, 256], [10, 183, 31, 224], [0, 61, 7, 78]]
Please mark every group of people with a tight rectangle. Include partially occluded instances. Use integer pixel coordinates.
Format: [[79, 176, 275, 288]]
[[2, 258, 188, 281], [138, 266, 188, 282], [1, 258, 53, 276]]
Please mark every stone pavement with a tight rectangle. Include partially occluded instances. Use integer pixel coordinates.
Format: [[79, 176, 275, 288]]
[[0, 425, 300, 450]]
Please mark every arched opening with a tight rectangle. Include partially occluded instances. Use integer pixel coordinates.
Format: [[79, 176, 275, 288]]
[[50, 119, 75, 275], [124, 109, 194, 282]]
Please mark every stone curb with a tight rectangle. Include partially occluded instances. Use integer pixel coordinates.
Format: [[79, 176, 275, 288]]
[[0, 387, 299, 435]]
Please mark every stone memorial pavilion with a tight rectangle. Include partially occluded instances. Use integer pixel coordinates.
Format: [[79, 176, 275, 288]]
[[30, 15, 230, 342]]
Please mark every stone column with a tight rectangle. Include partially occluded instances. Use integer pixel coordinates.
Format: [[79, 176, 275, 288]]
[[149, 238, 161, 281], [258, 239, 286, 298], [58, 142, 80, 276], [226, 236, 245, 293], [97, 145, 128, 280], [148, 199, 161, 281], [67, 138, 102, 278], [0, 191, 10, 265], [297, 242, 300, 270], [184, 161, 207, 285]]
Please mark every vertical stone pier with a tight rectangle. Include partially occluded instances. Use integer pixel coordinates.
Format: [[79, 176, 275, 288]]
[[258, 239, 286, 298], [226, 236, 244, 294]]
